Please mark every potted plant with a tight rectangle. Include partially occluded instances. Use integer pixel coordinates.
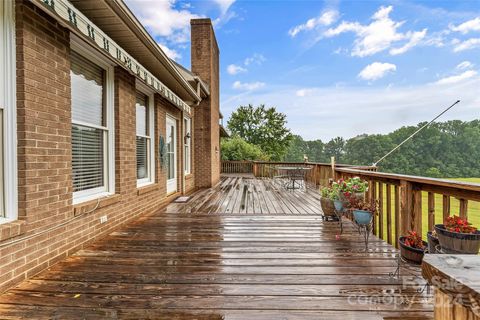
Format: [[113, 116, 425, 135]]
[[320, 187, 338, 219], [333, 177, 369, 202], [399, 231, 427, 264], [347, 197, 377, 226], [435, 215, 480, 254], [427, 230, 439, 254]]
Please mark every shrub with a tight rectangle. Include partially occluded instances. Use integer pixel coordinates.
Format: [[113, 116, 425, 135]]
[[221, 136, 269, 161]]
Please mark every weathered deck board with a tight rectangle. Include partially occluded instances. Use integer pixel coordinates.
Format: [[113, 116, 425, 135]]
[[0, 177, 433, 319], [168, 176, 324, 214]]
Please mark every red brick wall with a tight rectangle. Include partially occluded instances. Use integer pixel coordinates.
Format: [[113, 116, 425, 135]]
[[191, 19, 221, 189], [0, 1, 194, 292]]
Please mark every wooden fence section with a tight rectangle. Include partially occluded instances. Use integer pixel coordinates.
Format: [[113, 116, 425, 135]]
[[221, 160, 366, 187], [335, 167, 480, 248], [221, 160, 480, 249], [221, 161, 254, 174]]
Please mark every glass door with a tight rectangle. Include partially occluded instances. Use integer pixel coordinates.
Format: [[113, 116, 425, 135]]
[[166, 116, 177, 193]]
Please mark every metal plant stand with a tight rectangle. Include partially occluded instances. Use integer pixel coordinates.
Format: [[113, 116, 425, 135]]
[[389, 252, 402, 279], [389, 252, 431, 294], [358, 222, 372, 251], [334, 208, 344, 235]]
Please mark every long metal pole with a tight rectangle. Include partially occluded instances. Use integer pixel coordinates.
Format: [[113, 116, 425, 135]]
[[373, 100, 461, 166]]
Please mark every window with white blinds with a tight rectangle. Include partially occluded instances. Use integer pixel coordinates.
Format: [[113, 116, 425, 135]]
[[1, 0, 17, 222], [135, 92, 151, 184], [71, 50, 113, 202], [184, 117, 191, 174]]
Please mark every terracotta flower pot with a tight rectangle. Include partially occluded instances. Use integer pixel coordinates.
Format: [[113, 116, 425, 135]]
[[399, 236, 427, 264], [435, 224, 480, 254]]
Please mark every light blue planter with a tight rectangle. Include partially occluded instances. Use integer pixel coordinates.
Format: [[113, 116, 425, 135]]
[[353, 209, 373, 225], [334, 200, 344, 212]]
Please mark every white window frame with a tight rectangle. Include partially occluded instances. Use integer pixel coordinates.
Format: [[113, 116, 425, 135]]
[[184, 116, 191, 175], [0, 0, 18, 223], [136, 81, 155, 188], [71, 36, 115, 204]]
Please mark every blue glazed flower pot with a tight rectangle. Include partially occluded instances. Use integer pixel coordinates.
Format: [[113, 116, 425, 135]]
[[334, 200, 344, 212], [353, 209, 372, 225]]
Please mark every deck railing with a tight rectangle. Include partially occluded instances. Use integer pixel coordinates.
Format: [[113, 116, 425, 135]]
[[221, 160, 480, 248]]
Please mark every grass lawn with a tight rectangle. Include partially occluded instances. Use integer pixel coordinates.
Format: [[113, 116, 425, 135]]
[[377, 178, 480, 245]]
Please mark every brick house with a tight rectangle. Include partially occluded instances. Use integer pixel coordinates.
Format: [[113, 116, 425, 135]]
[[0, 0, 221, 292]]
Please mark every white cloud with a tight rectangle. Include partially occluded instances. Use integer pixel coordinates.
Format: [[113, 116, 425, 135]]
[[389, 29, 427, 55], [227, 64, 247, 75], [232, 81, 265, 91], [221, 78, 480, 141], [296, 88, 314, 97], [244, 53, 266, 66], [289, 10, 339, 37], [324, 6, 427, 57], [450, 17, 480, 34], [158, 43, 181, 60], [212, 0, 236, 15], [453, 38, 480, 52], [212, 0, 237, 27], [435, 70, 478, 85], [125, 0, 201, 44], [358, 62, 397, 81], [456, 61, 474, 70]]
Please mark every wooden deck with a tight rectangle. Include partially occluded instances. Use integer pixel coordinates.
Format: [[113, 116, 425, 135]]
[[0, 177, 433, 319], [167, 175, 323, 214]]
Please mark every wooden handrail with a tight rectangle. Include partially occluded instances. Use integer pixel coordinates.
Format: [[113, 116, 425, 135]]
[[220, 160, 480, 249], [334, 167, 480, 248]]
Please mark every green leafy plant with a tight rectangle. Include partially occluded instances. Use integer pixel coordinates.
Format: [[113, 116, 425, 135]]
[[402, 230, 426, 250], [445, 215, 477, 234], [320, 187, 339, 200], [346, 196, 378, 214], [332, 177, 368, 197], [220, 136, 269, 161]]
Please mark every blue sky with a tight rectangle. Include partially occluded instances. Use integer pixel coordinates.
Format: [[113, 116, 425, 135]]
[[125, 0, 480, 140]]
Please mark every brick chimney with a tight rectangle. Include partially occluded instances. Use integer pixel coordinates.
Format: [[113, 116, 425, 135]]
[[190, 18, 221, 188]]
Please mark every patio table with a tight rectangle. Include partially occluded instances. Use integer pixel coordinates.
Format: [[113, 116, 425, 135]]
[[276, 166, 311, 190]]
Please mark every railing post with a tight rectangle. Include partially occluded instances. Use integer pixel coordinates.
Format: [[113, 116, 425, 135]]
[[400, 180, 422, 236], [459, 198, 468, 220]]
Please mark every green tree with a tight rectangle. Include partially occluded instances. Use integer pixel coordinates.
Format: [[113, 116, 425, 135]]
[[220, 136, 268, 161], [227, 104, 293, 161], [285, 120, 480, 178], [324, 137, 345, 163], [284, 135, 307, 162]]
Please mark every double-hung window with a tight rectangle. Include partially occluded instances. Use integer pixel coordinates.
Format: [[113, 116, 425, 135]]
[[136, 90, 155, 186], [0, 0, 17, 222], [184, 117, 191, 174], [70, 46, 114, 204]]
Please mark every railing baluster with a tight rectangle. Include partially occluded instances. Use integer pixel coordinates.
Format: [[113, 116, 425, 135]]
[[459, 198, 468, 220], [371, 181, 377, 236], [413, 188, 423, 236], [394, 185, 400, 248], [428, 192, 435, 232], [386, 184, 392, 245], [443, 195, 450, 222], [378, 182, 384, 240]]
